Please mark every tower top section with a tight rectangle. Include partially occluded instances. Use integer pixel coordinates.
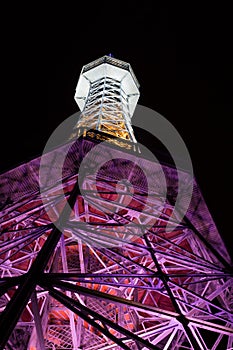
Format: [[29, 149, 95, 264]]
[[74, 55, 140, 118]]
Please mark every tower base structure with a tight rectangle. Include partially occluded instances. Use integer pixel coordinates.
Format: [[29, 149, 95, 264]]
[[0, 135, 232, 350]]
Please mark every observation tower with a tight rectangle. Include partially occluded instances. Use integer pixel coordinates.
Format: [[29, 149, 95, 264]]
[[0, 56, 232, 350]]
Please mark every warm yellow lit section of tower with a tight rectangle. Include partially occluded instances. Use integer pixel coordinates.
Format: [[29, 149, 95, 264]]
[[71, 55, 140, 147]]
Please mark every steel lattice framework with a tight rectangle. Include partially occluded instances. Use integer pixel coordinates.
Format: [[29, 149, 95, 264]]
[[72, 56, 139, 145], [0, 56, 232, 350]]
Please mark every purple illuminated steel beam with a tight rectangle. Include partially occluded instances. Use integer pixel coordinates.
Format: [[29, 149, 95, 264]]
[[39, 277, 180, 319], [143, 233, 205, 350], [184, 215, 233, 271], [0, 178, 81, 349], [41, 281, 161, 350]]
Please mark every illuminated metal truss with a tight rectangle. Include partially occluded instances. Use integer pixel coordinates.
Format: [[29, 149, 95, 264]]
[[0, 137, 232, 350], [0, 56, 232, 349], [72, 56, 139, 144]]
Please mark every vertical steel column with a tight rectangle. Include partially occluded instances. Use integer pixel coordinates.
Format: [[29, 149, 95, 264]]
[[60, 234, 79, 349], [31, 291, 46, 350]]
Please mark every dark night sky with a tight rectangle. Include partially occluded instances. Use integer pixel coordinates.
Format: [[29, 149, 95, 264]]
[[1, 4, 232, 258]]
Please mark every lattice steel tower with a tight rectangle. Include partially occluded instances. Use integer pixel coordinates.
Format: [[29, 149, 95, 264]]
[[0, 56, 232, 350]]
